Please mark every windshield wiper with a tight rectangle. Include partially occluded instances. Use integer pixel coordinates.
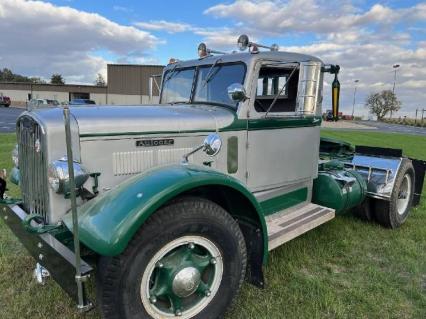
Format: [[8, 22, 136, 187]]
[[164, 63, 181, 82], [170, 101, 191, 105], [202, 59, 222, 88]]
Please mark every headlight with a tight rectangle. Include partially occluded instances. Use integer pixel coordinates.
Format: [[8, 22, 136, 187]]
[[12, 145, 19, 167], [48, 158, 89, 194]]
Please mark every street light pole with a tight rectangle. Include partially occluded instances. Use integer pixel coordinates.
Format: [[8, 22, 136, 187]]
[[351, 79, 359, 120], [391, 64, 400, 119]]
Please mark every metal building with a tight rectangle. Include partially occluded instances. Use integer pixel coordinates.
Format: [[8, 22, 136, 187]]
[[0, 64, 164, 106]]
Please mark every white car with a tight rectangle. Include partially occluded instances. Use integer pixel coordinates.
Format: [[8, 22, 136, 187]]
[[28, 99, 60, 108]]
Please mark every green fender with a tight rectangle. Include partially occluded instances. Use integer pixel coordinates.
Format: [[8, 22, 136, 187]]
[[63, 164, 268, 262]]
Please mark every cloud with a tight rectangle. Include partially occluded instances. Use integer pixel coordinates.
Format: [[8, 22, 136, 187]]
[[113, 5, 133, 13], [200, 0, 426, 116], [205, 1, 426, 36], [0, 0, 160, 83], [135, 20, 192, 33]]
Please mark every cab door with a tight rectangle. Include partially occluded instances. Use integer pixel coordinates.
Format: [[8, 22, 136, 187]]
[[246, 61, 323, 197]]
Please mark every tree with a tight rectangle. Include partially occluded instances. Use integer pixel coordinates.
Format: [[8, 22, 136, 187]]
[[95, 73, 106, 86], [365, 90, 401, 121], [50, 73, 65, 85]]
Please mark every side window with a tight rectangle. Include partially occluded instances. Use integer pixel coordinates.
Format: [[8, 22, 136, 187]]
[[254, 67, 299, 113]]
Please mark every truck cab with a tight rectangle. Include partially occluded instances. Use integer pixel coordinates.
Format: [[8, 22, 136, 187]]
[[1, 35, 424, 319]]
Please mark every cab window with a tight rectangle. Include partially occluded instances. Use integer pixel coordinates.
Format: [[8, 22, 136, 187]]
[[254, 67, 299, 113]]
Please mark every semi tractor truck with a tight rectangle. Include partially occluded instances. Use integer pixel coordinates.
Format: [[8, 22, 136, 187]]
[[1, 35, 425, 319]]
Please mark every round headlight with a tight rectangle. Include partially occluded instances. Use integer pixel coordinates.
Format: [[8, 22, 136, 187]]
[[48, 158, 89, 194], [12, 144, 19, 167]]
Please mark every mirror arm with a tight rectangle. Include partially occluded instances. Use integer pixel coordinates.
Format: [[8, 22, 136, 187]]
[[181, 144, 205, 164]]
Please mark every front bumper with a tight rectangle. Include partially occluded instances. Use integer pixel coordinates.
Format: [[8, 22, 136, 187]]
[[0, 202, 93, 307]]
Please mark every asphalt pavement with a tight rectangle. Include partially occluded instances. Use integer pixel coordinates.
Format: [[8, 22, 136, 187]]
[[356, 120, 426, 136], [0, 107, 24, 133]]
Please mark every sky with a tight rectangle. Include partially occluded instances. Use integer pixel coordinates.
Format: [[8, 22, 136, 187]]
[[0, 0, 425, 117]]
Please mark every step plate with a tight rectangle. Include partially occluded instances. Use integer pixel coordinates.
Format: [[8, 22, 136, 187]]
[[267, 203, 335, 251]]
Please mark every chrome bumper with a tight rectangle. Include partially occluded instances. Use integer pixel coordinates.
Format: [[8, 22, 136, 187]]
[[0, 202, 93, 310]]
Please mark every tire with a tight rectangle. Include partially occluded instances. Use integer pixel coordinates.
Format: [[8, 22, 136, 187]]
[[4, 104, 10, 108], [374, 159, 415, 228], [97, 197, 247, 319], [352, 197, 374, 222]]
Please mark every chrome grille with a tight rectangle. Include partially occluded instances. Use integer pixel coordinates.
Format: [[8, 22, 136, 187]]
[[17, 116, 49, 221]]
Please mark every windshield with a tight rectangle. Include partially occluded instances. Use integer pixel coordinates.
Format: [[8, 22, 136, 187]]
[[161, 68, 195, 104], [160, 62, 246, 108]]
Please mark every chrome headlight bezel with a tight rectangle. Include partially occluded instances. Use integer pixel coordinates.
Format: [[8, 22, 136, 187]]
[[47, 158, 89, 194]]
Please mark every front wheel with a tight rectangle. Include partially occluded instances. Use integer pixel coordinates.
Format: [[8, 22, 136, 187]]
[[97, 197, 247, 319]]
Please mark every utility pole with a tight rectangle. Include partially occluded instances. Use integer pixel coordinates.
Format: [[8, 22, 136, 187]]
[[415, 109, 418, 125], [391, 64, 400, 119], [351, 79, 359, 120]]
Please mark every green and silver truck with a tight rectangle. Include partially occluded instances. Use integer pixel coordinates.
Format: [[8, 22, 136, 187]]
[[1, 35, 425, 319]]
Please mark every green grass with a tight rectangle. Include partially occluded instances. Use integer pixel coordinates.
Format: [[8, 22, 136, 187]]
[[0, 131, 425, 319]]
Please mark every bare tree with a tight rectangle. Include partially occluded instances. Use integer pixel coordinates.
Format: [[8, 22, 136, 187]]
[[365, 90, 401, 121], [95, 73, 106, 86]]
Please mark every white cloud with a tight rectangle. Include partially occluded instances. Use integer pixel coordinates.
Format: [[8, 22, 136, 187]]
[[135, 20, 192, 33], [201, 0, 426, 116], [113, 5, 133, 13], [205, 1, 426, 35], [0, 0, 160, 83]]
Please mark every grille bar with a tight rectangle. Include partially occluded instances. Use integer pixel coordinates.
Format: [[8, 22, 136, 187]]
[[18, 116, 49, 221]]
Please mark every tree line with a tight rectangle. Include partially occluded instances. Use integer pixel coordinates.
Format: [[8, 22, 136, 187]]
[[0, 68, 106, 86]]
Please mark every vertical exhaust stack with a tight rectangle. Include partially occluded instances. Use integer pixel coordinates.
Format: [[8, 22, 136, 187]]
[[322, 65, 341, 121]]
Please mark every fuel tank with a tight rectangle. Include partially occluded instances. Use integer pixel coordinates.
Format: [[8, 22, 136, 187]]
[[312, 160, 367, 214]]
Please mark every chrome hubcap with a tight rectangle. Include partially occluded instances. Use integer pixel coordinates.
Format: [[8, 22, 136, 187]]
[[140, 236, 223, 319], [172, 267, 201, 298]]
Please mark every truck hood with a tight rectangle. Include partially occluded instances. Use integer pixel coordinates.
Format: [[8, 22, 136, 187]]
[[29, 104, 236, 137]]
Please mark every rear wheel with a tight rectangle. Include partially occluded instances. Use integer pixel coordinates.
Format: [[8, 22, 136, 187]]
[[374, 159, 415, 228], [97, 197, 247, 319]]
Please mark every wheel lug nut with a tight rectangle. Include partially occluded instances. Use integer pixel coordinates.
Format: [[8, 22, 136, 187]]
[[188, 243, 195, 249], [205, 289, 211, 297], [175, 309, 182, 316], [210, 258, 217, 265], [149, 296, 157, 304]]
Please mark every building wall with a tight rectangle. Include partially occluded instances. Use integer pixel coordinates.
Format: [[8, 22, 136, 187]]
[[107, 64, 164, 96], [0, 64, 164, 107]]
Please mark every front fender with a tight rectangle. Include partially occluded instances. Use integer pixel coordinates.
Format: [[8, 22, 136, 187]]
[[63, 164, 267, 259]]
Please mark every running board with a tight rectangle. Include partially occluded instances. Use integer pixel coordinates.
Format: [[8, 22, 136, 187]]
[[266, 203, 335, 251]]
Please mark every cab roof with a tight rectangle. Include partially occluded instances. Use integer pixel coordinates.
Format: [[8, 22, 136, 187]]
[[165, 50, 323, 71]]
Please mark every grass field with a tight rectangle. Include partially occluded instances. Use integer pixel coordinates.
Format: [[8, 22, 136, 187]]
[[0, 131, 425, 319]]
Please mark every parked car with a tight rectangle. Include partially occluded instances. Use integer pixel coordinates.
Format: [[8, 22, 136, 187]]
[[28, 99, 60, 108], [69, 99, 96, 105], [0, 95, 11, 107]]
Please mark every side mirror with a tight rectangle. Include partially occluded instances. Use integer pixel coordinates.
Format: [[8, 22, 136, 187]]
[[227, 83, 247, 103], [181, 133, 222, 164], [203, 133, 222, 156]]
